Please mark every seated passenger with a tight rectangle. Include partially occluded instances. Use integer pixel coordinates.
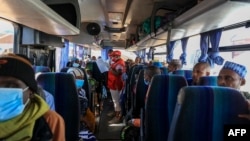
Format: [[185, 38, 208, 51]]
[[128, 65, 161, 127], [216, 61, 250, 120], [192, 62, 211, 85], [0, 54, 65, 141], [167, 59, 182, 73], [217, 61, 249, 98], [67, 67, 96, 133]]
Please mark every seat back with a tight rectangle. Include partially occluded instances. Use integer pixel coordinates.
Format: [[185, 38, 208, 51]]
[[144, 74, 187, 141], [36, 72, 80, 141], [168, 86, 250, 141], [86, 61, 102, 81], [133, 69, 148, 117], [33, 65, 51, 73], [199, 76, 218, 86], [173, 70, 192, 79], [127, 65, 144, 111], [60, 67, 92, 112], [160, 67, 168, 74]]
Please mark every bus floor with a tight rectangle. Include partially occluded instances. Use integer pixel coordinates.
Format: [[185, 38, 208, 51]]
[[94, 98, 125, 141]]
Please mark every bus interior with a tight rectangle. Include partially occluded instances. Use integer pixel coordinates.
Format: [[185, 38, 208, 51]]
[[1, 0, 250, 141]]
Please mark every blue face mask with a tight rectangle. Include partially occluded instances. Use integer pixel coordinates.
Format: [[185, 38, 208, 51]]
[[0, 87, 29, 121], [144, 79, 150, 86], [73, 63, 80, 67], [75, 79, 84, 89]]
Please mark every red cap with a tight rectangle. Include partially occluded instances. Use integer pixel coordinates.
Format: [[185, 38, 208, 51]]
[[111, 50, 121, 56]]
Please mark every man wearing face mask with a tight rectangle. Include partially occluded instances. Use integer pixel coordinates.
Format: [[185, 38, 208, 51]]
[[128, 65, 161, 127], [107, 50, 126, 124], [0, 54, 65, 141]]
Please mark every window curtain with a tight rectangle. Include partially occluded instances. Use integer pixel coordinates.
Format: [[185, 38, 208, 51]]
[[179, 38, 189, 65], [166, 41, 176, 63], [208, 29, 224, 67], [101, 46, 113, 61], [78, 46, 84, 59], [148, 47, 153, 60], [141, 49, 146, 63], [59, 39, 69, 70], [198, 32, 209, 63], [133, 51, 140, 57]]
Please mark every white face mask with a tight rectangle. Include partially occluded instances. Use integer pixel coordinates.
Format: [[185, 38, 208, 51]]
[[0, 87, 29, 121]]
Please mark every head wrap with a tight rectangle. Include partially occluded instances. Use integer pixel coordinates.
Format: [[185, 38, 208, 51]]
[[222, 61, 247, 78], [0, 54, 37, 92], [152, 61, 163, 67], [67, 67, 84, 79]]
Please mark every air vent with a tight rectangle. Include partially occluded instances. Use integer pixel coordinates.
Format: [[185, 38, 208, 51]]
[[104, 26, 126, 33]]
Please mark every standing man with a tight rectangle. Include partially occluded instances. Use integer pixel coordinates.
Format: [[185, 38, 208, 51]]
[[107, 50, 126, 124]]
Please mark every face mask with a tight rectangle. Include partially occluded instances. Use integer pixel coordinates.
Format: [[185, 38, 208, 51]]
[[0, 87, 29, 121], [144, 79, 150, 86], [75, 79, 84, 89], [73, 63, 80, 67]]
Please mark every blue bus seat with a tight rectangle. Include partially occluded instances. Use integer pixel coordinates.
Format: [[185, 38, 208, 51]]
[[199, 76, 218, 86], [168, 86, 250, 141], [127, 65, 145, 112], [60, 67, 92, 110], [36, 72, 80, 141], [132, 69, 148, 118], [173, 70, 192, 79], [160, 66, 168, 74], [32, 65, 51, 73], [144, 74, 188, 141]]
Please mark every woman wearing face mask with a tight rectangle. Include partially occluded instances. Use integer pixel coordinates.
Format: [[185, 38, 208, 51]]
[[0, 54, 65, 141], [66, 67, 96, 135]]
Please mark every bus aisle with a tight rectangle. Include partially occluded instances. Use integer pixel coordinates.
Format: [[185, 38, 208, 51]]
[[95, 98, 125, 141]]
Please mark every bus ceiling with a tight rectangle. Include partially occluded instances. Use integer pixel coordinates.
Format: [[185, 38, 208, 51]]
[[1, 0, 250, 50]]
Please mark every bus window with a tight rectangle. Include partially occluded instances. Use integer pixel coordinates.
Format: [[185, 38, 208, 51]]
[[219, 27, 250, 46], [213, 27, 250, 93], [0, 19, 14, 54], [173, 35, 200, 69], [154, 44, 167, 62]]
